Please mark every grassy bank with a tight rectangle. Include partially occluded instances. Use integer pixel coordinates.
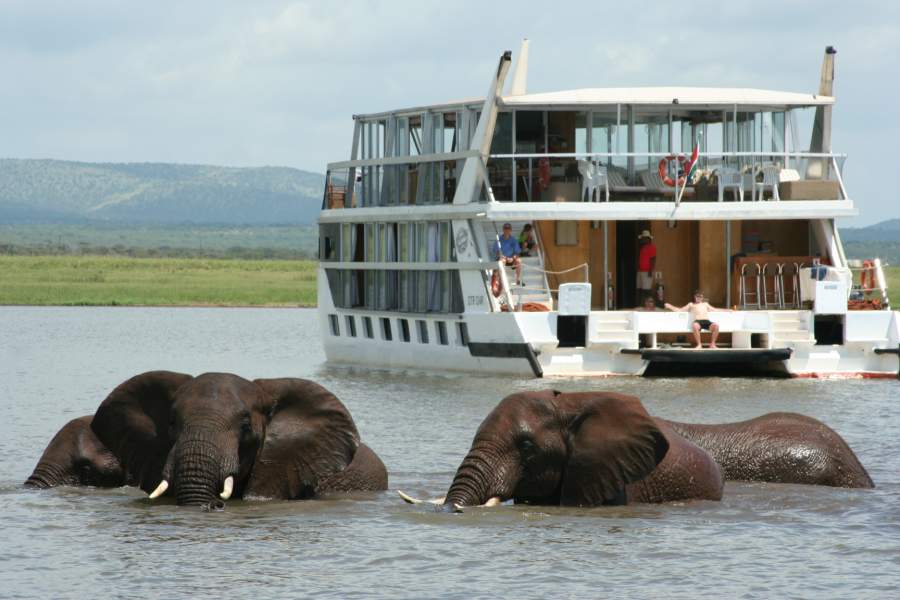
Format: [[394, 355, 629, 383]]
[[1, 255, 897, 308], [0, 255, 316, 306]]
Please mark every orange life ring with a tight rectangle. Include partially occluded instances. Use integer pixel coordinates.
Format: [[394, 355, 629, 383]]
[[491, 270, 502, 297], [860, 259, 875, 292], [538, 158, 551, 190], [658, 155, 688, 187]]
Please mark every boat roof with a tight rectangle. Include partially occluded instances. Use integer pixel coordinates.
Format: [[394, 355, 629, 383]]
[[502, 87, 834, 108], [355, 86, 833, 119]]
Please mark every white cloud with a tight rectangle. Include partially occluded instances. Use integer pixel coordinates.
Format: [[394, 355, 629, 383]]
[[0, 0, 898, 224]]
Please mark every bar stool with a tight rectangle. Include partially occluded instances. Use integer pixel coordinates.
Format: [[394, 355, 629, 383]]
[[739, 263, 761, 309], [779, 262, 801, 308], [761, 263, 782, 308]]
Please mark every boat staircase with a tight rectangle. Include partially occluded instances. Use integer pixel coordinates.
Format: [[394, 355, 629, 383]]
[[590, 312, 638, 347], [768, 311, 815, 346], [480, 221, 553, 309]]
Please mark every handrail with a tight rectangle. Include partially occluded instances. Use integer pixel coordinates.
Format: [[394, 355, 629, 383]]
[[523, 262, 589, 282], [489, 151, 847, 159], [495, 259, 516, 311]]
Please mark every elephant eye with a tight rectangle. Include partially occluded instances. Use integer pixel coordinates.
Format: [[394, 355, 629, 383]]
[[240, 417, 252, 435]]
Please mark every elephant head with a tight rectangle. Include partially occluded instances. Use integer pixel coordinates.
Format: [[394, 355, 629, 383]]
[[90, 371, 360, 507], [25, 416, 126, 489], [442, 390, 669, 508]]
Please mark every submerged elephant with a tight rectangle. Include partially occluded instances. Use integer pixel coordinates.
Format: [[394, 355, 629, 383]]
[[666, 413, 873, 489], [403, 390, 874, 511], [26, 371, 388, 507], [405, 390, 724, 510]]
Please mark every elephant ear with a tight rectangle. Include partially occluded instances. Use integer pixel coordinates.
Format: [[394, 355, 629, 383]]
[[559, 393, 668, 506], [245, 378, 360, 500], [90, 370, 193, 493]]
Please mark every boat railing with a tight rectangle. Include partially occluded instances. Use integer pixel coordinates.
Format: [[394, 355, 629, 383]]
[[485, 151, 848, 203]]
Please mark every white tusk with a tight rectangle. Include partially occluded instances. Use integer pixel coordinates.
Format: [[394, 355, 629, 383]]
[[480, 496, 502, 507], [148, 480, 168, 499], [398, 491, 445, 505], [220, 476, 234, 500]]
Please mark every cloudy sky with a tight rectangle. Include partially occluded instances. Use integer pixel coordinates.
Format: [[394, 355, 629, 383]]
[[2, 0, 897, 224]]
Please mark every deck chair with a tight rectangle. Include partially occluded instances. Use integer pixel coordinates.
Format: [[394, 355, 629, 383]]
[[577, 160, 597, 202], [593, 164, 610, 202], [717, 167, 744, 202], [754, 164, 781, 201]]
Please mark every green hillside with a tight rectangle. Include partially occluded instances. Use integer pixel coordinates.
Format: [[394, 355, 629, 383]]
[[0, 159, 323, 225]]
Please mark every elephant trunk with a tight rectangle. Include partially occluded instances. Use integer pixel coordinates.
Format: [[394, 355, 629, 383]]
[[172, 439, 229, 507], [444, 444, 515, 508], [25, 463, 69, 488]]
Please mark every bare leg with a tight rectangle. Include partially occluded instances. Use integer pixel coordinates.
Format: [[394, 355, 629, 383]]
[[709, 323, 719, 348], [514, 257, 523, 285], [692, 322, 702, 348]]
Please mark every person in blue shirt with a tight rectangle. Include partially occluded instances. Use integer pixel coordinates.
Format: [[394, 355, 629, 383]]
[[493, 223, 523, 286]]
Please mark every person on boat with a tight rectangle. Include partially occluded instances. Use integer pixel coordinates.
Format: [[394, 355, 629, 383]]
[[665, 290, 726, 349], [493, 223, 523, 286], [518, 224, 539, 257], [639, 295, 657, 311], [637, 230, 656, 299]]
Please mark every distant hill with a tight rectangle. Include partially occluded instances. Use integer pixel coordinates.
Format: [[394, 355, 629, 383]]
[[0, 159, 324, 225], [842, 219, 900, 242]]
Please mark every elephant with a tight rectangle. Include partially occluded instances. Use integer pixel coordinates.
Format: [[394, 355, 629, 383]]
[[665, 413, 874, 488], [408, 390, 724, 510], [25, 371, 388, 507], [25, 415, 128, 489]]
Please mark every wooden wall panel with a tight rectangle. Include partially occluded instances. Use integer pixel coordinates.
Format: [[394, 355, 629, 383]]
[[741, 220, 810, 256], [698, 221, 727, 306], [648, 221, 698, 307]]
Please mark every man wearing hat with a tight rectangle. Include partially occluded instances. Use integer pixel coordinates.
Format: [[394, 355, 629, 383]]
[[637, 229, 656, 299], [494, 223, 523, 286]]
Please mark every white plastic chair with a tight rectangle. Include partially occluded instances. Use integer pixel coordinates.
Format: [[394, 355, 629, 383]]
[[717, 167, 744, 202], [577, 160, 596, 202], [753, 164, 781, 201], [592, 164, 610, 202]]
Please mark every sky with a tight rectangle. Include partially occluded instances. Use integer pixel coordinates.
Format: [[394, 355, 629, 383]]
[[1, 0, 898, 225]]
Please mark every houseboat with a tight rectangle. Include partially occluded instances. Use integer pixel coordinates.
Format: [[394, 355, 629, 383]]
[[317, 42, 899, 377]]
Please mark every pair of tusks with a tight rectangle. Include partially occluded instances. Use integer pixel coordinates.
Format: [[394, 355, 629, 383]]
[[146, 476, 234, 501], [397, 490, 501, 510]]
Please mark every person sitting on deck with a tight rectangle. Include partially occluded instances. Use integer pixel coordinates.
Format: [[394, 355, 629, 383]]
[[518, 224, 539, 257], [493, 223, 523, 286], [664, 290, 727, 349]]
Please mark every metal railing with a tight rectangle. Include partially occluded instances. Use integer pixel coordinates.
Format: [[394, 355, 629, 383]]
[[486, 151, 849, 203]]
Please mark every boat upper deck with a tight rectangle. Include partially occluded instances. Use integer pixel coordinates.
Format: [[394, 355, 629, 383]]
[[323, 44, 847, 218]]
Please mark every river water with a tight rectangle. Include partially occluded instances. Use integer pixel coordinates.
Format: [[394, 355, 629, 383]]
[[1, 307, 897, 599]]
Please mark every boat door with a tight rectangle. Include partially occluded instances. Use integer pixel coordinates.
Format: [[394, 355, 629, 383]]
[[616, 221, 639, 309]]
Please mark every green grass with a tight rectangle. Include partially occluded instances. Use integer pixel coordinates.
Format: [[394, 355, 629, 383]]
[[885, 266, 899, 307], [0, 255, 317, 306]]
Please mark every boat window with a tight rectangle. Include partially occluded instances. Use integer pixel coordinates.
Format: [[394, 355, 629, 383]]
[[416, 319, 429, 343], [456, 322, 469, 347], [363, 316, 374, 339], [328, 314, 340, 337], [345, 315, 357, 337], [515, 110, 545, 154], [381, 317, 393, 341], [490, 112, 512, 154], [591, 111, 617, 156], [325, 269, 343, 307], [436, 321, 449, 345], [319, 223, 340, 261], [399, 318, 411, 342]]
